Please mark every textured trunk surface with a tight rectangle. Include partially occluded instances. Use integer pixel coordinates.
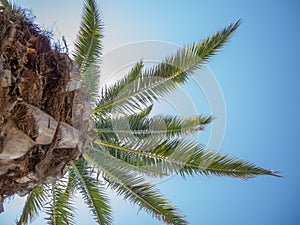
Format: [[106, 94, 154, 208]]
[[0, 10, 94, 211]]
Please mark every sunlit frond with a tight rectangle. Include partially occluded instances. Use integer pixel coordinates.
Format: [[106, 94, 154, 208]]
[[94, 20, 241, 114], [95, 61, 144, 117], [73, 0, 103, 101], [95, 138, 279, 179], [45, 180, 75, 225], [16, 185, 49, 225], [70, 159, 113, 225], [96, 114, 213, 140], [74, 0, 102, 72], [94, 104, 153, 150], [84, 147, 187, 225]]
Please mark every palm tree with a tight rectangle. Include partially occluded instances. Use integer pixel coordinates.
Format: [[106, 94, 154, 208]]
[[0, 0, 279, 224]]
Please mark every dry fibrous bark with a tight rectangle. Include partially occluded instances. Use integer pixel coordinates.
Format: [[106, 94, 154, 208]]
[[0, 9, 95, 209]]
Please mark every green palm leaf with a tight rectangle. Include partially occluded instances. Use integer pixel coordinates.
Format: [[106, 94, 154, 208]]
[[16, 185, 49, 225], [94, 20, 241, 114], [74, 0, 102, 72], [84, 147, 187, 225], [73, 0, 103, 101], [96, 61, 144, 117], [95, 138, 279, 179], [96, 114, 213, 139], [45, 180, 75, 225], [70, 159, 113, 225], [0, 0, 11, 10], [95, 104, 153, 142], [89, 144, 168, 178]]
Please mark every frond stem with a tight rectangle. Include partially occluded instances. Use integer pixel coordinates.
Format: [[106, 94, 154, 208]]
[[83, 152, 168, 220]]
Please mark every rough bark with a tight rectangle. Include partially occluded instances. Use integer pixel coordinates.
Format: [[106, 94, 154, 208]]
[[0, 9, 95, 209]]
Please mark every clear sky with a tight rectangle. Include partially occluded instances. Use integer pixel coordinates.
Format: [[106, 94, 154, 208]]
[[1, 0, 300, 225]]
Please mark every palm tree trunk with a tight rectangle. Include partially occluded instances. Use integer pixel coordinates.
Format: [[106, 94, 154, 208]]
[[0, 9, 95, 211]]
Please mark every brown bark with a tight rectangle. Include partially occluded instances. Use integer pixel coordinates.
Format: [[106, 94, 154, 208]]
[[0, 9, 95, 210]]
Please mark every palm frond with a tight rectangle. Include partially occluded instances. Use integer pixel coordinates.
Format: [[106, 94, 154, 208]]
[[87, 144, 168, 178], [95, 138, 279, 179], [45, 180, 75, 225], [95, 104, 153, 141], [95, 61, 144, 117], [73, 0, 103, 101], [0, 0, 11, 10], [94, 20, 241, 114], [63, 167, 77, 201], [84, 147, 187, 225], [16, 185, 49, 225], [96, 114, 213, 139], [94, 103, 153, 149], [74, 0, 102, 72], [71, 159, 113, 225], [81, 64, 101, 103]]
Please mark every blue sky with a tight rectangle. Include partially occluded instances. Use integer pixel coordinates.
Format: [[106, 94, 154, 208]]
[[1, 0, 300, 225]]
